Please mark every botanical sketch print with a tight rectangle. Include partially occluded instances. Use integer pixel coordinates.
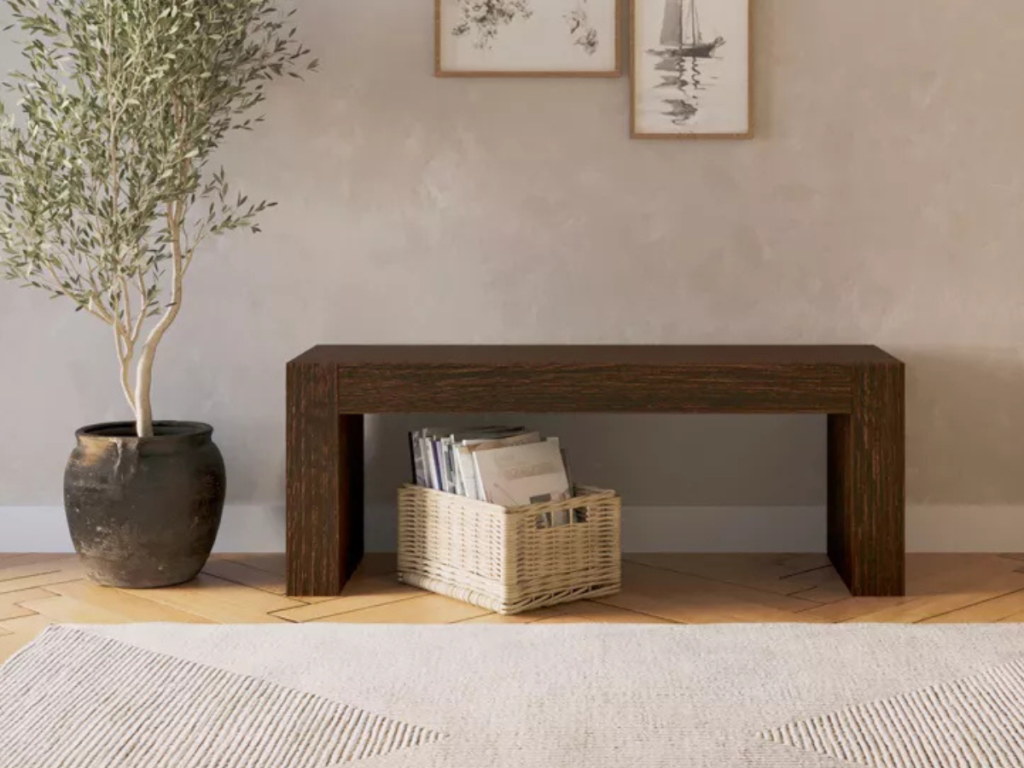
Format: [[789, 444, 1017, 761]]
[[633, 0, 749, 136], [439, 0, 619, 75], [451, 0, 534, 50], [565, 2, 599, 55], [451, 0, 601, 55]]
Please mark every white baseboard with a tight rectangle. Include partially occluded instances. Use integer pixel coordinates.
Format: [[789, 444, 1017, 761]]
[[905, 505, 1024, 552], [2, 504, 1022, 554]]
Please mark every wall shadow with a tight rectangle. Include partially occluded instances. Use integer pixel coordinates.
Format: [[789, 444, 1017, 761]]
[[365, 412, 825, 508]]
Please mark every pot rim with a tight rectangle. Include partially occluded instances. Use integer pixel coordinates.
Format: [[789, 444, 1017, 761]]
[[75, 421, 214, 442]]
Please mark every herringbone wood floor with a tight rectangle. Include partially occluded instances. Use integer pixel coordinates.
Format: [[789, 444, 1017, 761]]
[[4, 553, 1024, 663]]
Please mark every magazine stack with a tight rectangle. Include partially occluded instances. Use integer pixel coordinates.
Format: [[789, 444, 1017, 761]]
[[398, 425, 622, 615]]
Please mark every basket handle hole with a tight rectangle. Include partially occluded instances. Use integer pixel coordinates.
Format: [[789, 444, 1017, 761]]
[[534, 508, 589, 529]]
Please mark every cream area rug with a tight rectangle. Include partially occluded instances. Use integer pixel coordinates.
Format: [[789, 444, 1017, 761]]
[[3, 624, 1024, 767]]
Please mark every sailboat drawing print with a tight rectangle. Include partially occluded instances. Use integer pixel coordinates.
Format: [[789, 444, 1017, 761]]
[[437, 0, 621, 77], [631, 0, 751, 138]]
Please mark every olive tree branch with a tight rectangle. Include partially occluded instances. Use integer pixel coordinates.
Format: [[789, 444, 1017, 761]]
[[0, 0, 316, 436]]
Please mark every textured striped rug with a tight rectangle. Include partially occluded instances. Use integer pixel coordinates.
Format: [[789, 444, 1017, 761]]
[[4, 624, 1024, 767], [1, 627, 442, 767]]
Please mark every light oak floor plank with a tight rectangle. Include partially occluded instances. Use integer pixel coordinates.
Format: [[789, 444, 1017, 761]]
[[595, 561, 824, 623], [0, 588, 58, 622], [0, 612, 55, 639], [0, 554, 1023, 662], [217, 553, 401, 604], [114, 573, 303, 624], [19, 595, 135, 625], [202, 557, 291, 596], [0, 567, 87, 595], [801, 558, 1024, 623], [799, 597, 919, 623], [783, 567, 854, 604], [623, 553, 833, 597], [0, 613, 53, 663], [44, 580, 214, 624], [314, 594, 490, 624], [920, 589, 1024, 623], [536, 601, 675, 625], [272, 576, 426, 623], [458, 606, 574, 624], [0, 634, 27, 664], [855, 590, 1024, 624]]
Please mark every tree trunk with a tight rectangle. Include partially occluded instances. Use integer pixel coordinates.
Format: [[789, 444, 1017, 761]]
[[133, 345, 156, 438], [132, 199, 186, 438]]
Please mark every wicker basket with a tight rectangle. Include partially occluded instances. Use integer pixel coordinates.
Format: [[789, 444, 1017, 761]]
[[397, 484, 622, 615]]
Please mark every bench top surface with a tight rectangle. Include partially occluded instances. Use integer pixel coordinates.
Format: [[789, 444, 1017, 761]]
[[291, 345, 902, 367]]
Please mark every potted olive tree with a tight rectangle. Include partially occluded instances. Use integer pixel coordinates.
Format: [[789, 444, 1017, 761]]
[[0, 0, 315, 587]]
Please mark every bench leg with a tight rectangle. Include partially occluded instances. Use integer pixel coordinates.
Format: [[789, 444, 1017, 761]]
[[286, 362, 364, 596], [827, 363, 905, 596]]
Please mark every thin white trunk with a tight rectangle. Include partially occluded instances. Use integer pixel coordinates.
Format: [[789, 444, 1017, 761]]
[[118, 346, 136, 414], [133, 343, 157, 438], [133, 202, 185, 438], [133, 279, 182, 437], [133, 291, 182, 437]]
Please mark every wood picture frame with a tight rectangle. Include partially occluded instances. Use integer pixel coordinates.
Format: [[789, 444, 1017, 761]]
[[630, 0, 753, 139], [436, 0, 623, 78]]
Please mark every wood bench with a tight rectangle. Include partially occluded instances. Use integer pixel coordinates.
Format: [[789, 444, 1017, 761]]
[[286, 345, 905, 598]]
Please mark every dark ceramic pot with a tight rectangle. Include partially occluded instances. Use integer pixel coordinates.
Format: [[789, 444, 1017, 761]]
[[64, 421, 226, 588]]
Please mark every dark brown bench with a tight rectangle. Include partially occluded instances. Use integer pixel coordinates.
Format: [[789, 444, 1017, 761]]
[[286, 346, 905, 598]]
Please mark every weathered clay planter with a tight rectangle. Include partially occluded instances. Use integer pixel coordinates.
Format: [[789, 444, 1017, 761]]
[[64, 421, 226, 588]]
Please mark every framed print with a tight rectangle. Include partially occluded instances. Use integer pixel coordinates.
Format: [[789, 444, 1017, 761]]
[[631, 0, 752, 138], [436, 0, 622, 77]]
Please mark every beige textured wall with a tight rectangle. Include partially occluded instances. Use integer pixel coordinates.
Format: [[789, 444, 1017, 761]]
[[2, 1, 1024, 550]]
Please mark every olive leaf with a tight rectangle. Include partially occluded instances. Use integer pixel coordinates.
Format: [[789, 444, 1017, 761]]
[[0, 0, 315, 437]]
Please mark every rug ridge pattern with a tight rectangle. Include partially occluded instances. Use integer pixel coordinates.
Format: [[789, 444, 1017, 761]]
[[760, 656, 1024, 768], [0, 626, 444, 768]]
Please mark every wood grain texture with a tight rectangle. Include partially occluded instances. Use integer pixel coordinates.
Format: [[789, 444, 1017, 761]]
[[3, 553, 1016, 663], [335, 363, 854, 414], [829, 362, 906, 596], [291, 345, 901, 366], [286, 345, 906, 598], [286, 363, 342, 596]]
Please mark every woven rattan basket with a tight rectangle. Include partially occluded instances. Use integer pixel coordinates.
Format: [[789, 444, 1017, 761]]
[[397, 484, 622, 615]]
